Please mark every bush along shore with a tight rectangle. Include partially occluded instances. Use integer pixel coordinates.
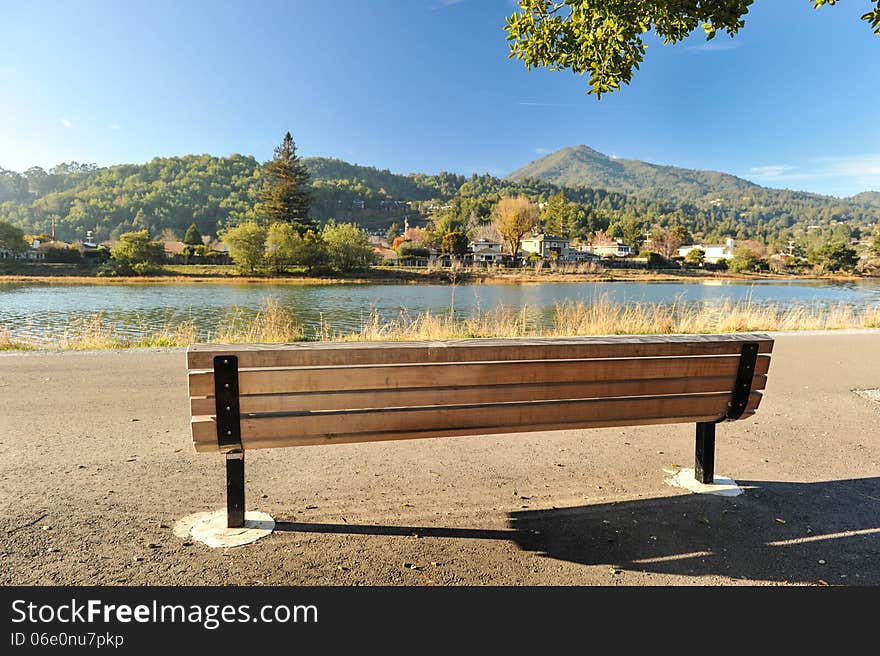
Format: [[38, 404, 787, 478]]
[[0, 261, 872, 285], [2, 298, 879, 351]]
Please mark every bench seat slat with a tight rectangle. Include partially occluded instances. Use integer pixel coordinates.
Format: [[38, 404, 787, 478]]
[[190, 374, 768, 416], [190, 391, 762, 451], [188, 354, 770, 397], [187, 334, 773, 369]]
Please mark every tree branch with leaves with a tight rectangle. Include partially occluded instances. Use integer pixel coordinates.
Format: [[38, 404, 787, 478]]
[[505, 0, 880, 97]]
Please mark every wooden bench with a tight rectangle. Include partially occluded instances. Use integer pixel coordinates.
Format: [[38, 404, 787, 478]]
[[187, 334, 774, 527]]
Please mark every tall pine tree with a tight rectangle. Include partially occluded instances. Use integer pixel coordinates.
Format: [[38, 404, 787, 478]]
[[260, 131, 314, 233]]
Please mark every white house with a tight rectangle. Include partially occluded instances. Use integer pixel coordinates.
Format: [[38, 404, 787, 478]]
[[677, 238, 735, 264], [569, 244, 602, 262], [591, 240, 634, 258], [467, 238, 504, 264], [520, 233, 571, 261]]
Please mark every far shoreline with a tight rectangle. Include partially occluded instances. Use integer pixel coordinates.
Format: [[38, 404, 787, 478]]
[[0, 265, 871, 286]]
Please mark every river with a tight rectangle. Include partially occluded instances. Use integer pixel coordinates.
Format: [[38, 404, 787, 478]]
[[1, 278, 879, 342]]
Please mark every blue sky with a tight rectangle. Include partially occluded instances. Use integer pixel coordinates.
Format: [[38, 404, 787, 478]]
[[1, 0, 878, 197]]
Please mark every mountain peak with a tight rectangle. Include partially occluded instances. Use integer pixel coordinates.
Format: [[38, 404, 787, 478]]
[[505, 145, 757, 200]]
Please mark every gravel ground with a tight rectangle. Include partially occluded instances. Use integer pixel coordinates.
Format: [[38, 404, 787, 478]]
[[1, 333, 878, 586]]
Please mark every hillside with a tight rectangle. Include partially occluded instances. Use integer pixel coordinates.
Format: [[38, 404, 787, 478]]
[[850, 191, 880, 208], [0, 155, 262, 241], [506, 145, 761, 200], [1, 149, 878, 247], [0, 156, 466, 241]]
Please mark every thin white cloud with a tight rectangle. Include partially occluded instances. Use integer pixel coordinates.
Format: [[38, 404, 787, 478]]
[[518, 101, 577, 107], [749, 165, 795, 178], [108, 122, 121, 131], [534, 148, 549, 155], [818, 154, 880, 178], [432, 0, 465, 9], [60, 118, 72, 128], [684, 39, 743, 53], [746, 154, 880, 195]]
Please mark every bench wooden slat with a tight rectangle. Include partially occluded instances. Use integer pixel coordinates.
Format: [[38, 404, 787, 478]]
[[190, 391, 762, 450], [194, 412, 754, 451], [188, 354, 770, 397], [189, 374, 768, 416], [187, 333, 773, 369]]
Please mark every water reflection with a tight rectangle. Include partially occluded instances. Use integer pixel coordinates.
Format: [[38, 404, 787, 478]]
[[1, 279, 878, 343]]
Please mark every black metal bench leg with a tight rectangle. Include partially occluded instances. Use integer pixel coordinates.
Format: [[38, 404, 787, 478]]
[[695, 422, 715, 485], [226, 450, 245, 528]]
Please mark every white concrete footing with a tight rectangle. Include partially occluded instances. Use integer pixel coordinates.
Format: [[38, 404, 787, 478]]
[[174, 510, 275, 548], [664, 468, 743, 497]]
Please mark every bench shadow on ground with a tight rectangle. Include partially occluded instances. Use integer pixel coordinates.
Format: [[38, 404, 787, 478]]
[[274, 477, 880, 584]]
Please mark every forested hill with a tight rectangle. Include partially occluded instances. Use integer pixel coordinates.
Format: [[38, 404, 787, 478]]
[[305, 157, 465, 204], [507, 145, 762, 200], [850, 191, 880, 208], [0, 154, 477, 241], [0, 155, 262, 241], [1, 150, 878, 246]]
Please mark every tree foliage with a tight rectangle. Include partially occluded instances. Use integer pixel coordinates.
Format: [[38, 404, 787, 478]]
[[0, 220, 28, 253], [183, 223, 203, 245], [540, 190, 588, 237], [647, 224, 690, 258], [0, 155, 261, 242], [1, 151, 877, 258], [294, 230, 328, 274], [684, 248, 705, 264], [441, 231, 469, 257], [321, 221, 375, 273], [110, 230, 164, 266], [729, 246, 766, 273], [494, 196, 540, 263], [223, 222, 268, 274], [259, 132, 314, 233], [807, 239, 859, 272], [396, 242, 431, 259], [105, 230, 164, 275], [505, 0, 880, 97], [265, 222, 299, 273]]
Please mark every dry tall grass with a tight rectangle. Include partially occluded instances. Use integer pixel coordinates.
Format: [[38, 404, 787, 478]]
[[2, 296, 878, 350]]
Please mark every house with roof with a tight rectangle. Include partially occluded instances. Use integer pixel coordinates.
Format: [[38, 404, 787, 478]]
[[677, 238, 735, 264], [590, 239, 634, 258], [467, 238, 504, 265], [520, 233, 572, 261]]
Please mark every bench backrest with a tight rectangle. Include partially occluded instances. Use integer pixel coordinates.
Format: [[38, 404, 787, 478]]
[[187, 334, 773, 453]]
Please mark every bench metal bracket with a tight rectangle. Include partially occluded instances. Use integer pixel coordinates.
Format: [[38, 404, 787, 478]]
[[722, 341, 760, 422], [694, 422, 716, 484], [694, 342, 760, 484], [214, 355, 244, 527], [213, 355, 242, 451], [225, 451, 245, 528]]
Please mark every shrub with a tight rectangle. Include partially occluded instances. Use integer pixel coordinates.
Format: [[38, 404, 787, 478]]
[[808, 240, 859, 272], [110, 230, 164, 269], [322, 221, 376, 273], [396, 242, 430, 259], [183, 223, 203, 245], [441, 231, 469, 257], [684, 248, 706, 265], [96, 260, 133, 277], [265, 222, 299, 273], [43, 247, 82, 263], [639, 251, 664, 267], [729, 247, 767, 273], [222, 222, 267, 274]]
